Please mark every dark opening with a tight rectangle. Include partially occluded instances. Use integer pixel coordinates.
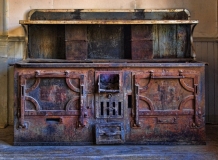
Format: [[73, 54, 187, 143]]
[[101, 102, 104, 115], [195, 85, 198, 94], [107, 102, 110, 115], [118, 102, 122, 115], [113, 102, 116, 115], [46, 118, 61, 124], [81, 86, 84, 95], [21, 86, 24, 96], [99, 74, 119, 92], [128, 95, 132, 108], [123, 25, 132, 59]]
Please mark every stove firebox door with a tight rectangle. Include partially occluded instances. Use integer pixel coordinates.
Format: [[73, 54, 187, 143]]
[[95, 71, 125, 144]]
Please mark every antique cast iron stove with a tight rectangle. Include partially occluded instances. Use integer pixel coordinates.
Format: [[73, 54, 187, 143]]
[[14, 9, 206, 145]]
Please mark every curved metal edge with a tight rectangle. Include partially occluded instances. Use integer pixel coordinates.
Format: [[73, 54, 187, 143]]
[[28, 9, 37, 20], [190, 24, 197, 59], [139, 95, 154, 111], [139, 78, 152, 93], [26, 78, 40, 93], [179, 95, 194, 110], [66, 78, 80, 93], [179, 79, 194, 92], [184, 9, 191, 20], [65, 96, 80, 111], [25, 96, 40, 111]]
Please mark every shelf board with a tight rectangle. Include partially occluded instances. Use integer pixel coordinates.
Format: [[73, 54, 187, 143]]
[[19, 20, 198, 25]]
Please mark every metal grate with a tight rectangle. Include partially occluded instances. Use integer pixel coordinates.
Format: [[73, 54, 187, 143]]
[[98, 101, 123, 118]]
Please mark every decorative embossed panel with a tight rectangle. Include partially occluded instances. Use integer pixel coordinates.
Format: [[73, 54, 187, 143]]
[[26, 78, 80, 110], [137, 78, 194, 110], [20, 72, 83, 114], [135, 70, 197, 111], [133, 69, 202, 129], [17, 70, 88, 130]]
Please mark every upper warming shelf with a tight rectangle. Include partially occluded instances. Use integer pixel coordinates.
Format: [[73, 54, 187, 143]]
[[20, 9, 198, 60], [20, 9, 198, 24]]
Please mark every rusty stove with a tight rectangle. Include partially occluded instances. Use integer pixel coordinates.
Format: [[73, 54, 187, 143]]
[[14, 9, 206, 145]]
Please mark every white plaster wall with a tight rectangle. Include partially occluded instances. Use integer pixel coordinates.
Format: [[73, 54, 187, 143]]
[[8, 0, 218, 38], [0, 0, 3, 35]]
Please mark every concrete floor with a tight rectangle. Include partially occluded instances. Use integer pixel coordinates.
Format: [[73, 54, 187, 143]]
[[0, 125, 218, 160]]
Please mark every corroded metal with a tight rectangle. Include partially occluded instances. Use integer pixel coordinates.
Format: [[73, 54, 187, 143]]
[[14, 9, 205, 145], [19, 20, 199, 25], [26, 9, 190, 21], [96, 122, 125, 144], [14, 65, 206, 145]]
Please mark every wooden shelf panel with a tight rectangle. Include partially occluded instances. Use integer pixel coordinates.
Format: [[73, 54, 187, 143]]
[[20, 20, 198, 25]]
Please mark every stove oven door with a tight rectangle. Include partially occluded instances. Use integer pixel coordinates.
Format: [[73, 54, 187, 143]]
[[131, 68, 204, 144], [14, 69, 92, 145]]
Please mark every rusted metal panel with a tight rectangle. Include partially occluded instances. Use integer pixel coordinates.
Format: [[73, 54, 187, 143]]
[[14, 68, 95, 145], [15, 59, 205, 68], [131, 25, 153, 59], [65, 41, 87, 60], [155, 25, 177, 58], [17, 70, 86, 123], [87, 25, 125, 59], [65, 25, 87, 40], [14, 66, 205, 145], [14, 116, 93, 144], [177, 25, 191, 58], [29, 9, 189, 21], [128, 116, 205, 144], [96, 123, 125, 144], [65, 25, 87, 60], [128, 67, 205, 143], [153, 24, 191, 58], [28, 25, 65, 59]]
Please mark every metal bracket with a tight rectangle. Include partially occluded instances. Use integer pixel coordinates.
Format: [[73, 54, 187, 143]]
[[133, 84, 141, 128], [18, 75, 26, 129], [190, 24, 197, 59], [78, 75, 87, 128]]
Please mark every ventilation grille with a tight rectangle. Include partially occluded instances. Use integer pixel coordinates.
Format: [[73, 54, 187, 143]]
[[97, 101, 123, 118]]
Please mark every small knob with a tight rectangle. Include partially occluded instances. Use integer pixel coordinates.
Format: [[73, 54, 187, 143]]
[[108, 94, 112, 99], [84, 112, 88, 118]]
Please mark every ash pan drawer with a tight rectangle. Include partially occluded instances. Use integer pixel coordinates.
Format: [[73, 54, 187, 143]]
[[95, 122, 125, 144]]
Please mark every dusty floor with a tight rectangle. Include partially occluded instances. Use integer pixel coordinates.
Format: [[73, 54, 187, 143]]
[[0, 125, 218, 159]]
